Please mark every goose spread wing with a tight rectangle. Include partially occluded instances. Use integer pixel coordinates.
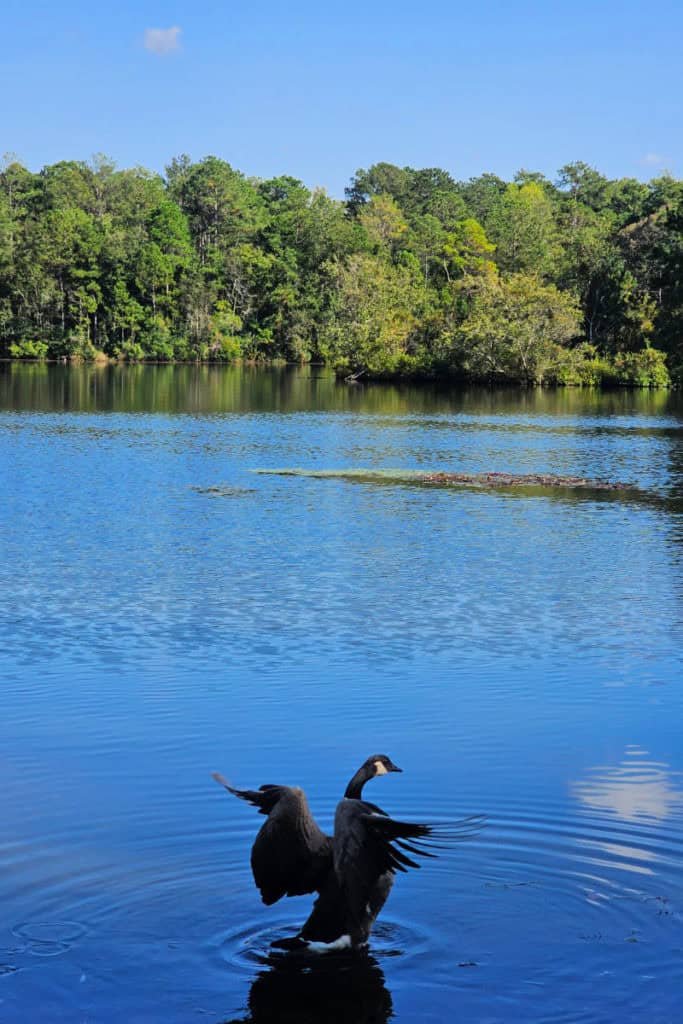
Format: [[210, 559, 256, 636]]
[[213, 772, 332, 906], [332, 799, 482, 933], [330, 800, 428, 934]]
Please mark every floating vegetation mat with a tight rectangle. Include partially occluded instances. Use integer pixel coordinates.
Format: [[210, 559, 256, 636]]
[[253, 468, 634, 492], [191, 484, 255, 497], [420, 470, 631, 490]]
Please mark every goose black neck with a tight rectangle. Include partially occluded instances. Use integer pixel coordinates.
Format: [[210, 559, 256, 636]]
[[344, 766, 371, 800]]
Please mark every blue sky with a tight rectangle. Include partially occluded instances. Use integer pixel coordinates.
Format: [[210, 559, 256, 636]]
[[2, 0, 680, 194]]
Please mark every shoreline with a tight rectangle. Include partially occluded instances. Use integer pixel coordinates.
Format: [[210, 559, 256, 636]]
[[0, 357, 675, 389]]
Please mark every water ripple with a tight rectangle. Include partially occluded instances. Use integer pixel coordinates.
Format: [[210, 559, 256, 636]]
[[2, 369, 683, 1022]]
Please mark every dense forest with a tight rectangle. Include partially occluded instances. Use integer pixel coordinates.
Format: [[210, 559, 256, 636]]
[[1, 155, 681, 384]]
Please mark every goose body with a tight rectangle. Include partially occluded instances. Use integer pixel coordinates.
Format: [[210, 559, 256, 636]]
[[213, 755, 476, 951]]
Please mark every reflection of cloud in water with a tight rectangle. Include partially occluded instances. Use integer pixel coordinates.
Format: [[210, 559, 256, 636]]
[[572, 746, 683, 824], [574, 839, 655, 876], [571, 746, 683, 875]]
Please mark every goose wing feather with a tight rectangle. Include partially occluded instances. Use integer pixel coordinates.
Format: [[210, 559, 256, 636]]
[[332, 799, 437, 932], [213, 772, 332, 906]]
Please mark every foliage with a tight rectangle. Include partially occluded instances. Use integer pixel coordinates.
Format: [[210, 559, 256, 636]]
[[8, 338, 49, 359], [546, 343, 670, 387], [611, 348, 670, 387], [0, 154, 680, 385], [486, 183, 559, 277], [454, 274, 582, 383], [320, 254, 422, 374]]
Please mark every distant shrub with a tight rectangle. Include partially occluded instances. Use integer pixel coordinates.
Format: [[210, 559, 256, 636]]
[[545, 343, 669, 387], [206, 303, 243, 361], [51, 334, 102, 361], [545, 344, 611, 386], [8, 339, 49, 360], [139, 318, 175, 361], [612, 348, 670, 387], [114, 339, 145, 362], [240, 328, 274, 361]]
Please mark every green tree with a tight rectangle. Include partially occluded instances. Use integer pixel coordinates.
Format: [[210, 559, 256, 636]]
[[455, 273, 581, 382], [359, 194, 408, 254], [558, 205, 655, 352], [0, 152, 679, 381], [457, 173, 507, 223], [557, 161, 610, 211], [167, 155, 265, 265], [321, 254, 422, 373], [345, 162, 410, 214], [486, 182, 559, 277], [136, 201, 193, 314]]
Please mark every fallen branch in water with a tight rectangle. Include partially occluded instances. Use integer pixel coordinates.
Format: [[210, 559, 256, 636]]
[[344, 369, 366, 383]]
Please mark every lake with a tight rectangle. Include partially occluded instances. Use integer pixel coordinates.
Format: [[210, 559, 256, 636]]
[[1, 362, 682, 1023]]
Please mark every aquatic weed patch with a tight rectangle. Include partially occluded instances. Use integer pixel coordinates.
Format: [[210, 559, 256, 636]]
[[253, 467, 634, 492]]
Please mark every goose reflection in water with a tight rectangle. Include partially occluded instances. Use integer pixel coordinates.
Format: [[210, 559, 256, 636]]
[[223, 951, 391, 1024]]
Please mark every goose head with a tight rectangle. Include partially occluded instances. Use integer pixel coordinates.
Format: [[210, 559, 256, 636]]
[[344, 754, 402, 798]]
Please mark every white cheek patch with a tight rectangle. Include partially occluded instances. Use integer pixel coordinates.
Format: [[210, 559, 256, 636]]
[[374, 761, 389, 775]]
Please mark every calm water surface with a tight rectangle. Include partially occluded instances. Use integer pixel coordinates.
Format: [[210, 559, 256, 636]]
[[1, 364, 682, 1023]]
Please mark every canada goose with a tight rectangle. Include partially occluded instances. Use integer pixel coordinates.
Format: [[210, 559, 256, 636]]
[[213, 754, 478, 952]]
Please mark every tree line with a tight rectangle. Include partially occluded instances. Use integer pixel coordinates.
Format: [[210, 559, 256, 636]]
[[1, 155, 681, 385]]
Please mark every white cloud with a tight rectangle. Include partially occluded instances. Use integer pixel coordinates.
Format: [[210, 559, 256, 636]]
[[144, 26, 181, 55], [642, 153, 665, 166]]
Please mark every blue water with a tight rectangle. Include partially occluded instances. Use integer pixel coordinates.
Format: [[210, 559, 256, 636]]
[[1, 364, 682, 1023]]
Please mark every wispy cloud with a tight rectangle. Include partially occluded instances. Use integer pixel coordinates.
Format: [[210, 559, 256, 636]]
[[144, 26, 181, 55], [641, 153, 665, 166]]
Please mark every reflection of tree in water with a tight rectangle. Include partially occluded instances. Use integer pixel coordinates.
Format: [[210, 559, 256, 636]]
[[224, 951, 392, 1024]]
